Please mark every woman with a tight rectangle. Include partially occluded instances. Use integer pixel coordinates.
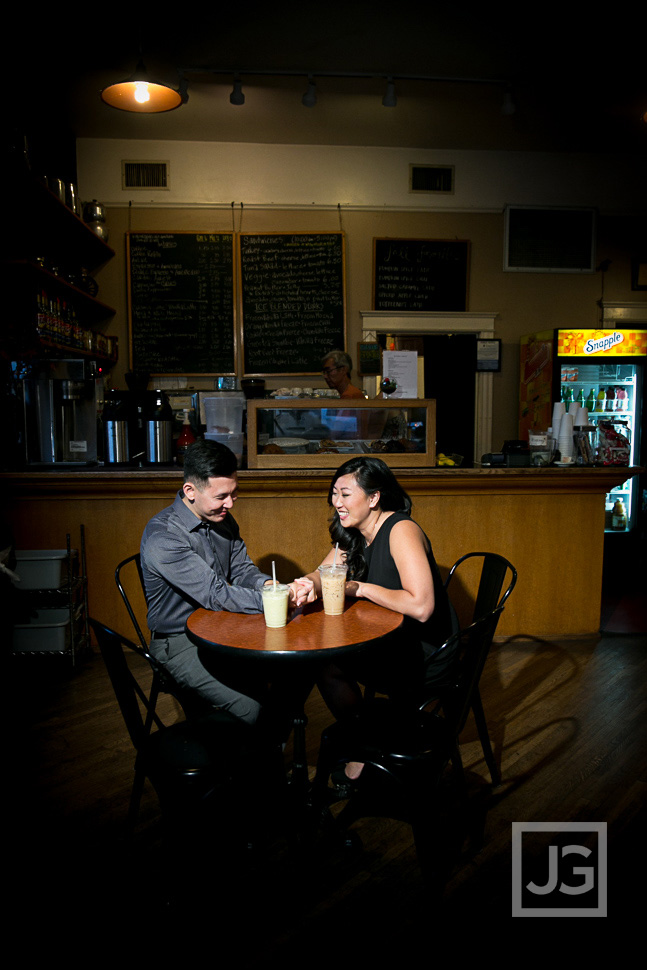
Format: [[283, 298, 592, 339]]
[[297, 457, 454, 787]]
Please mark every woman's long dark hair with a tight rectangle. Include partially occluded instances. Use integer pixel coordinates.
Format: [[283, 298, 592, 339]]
[[328, 457, 412, 580]]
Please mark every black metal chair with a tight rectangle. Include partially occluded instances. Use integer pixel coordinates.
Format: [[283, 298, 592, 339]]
[[444, 552, 517, 784], [90, 617, 265, 838], [312, 606, 505, 889], [114, 553, 149, 651], [115, 553, 212, 720]]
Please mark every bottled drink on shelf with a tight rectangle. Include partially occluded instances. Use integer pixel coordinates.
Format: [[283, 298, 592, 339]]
[[606, 386, 615, 410], [586, 388, 596, 412], [596, 388, 606, 411], [611, 499, 628, 531], [577, 388, 586, 408]]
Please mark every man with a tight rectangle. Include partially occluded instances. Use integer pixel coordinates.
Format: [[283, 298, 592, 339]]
[[322, 349, 365, 399], [141, 438, 312, 724]]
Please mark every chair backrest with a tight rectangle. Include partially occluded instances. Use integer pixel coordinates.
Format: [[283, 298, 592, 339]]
[[445, 552, 517, 627], [89, 617, 165, 752], [115, 553, 148, 650], [114, 554, 212, 720], [428, 605, 505, 737]]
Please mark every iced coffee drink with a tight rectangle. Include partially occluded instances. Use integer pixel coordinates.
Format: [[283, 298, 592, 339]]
[[318, 564, 348, 615], [261, 584, 290, 628]]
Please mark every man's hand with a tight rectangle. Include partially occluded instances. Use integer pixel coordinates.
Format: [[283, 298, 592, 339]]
[[289, 577, 317, 606]]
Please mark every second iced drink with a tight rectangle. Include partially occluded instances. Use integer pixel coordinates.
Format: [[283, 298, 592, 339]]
[[318, 564, 348, 615]]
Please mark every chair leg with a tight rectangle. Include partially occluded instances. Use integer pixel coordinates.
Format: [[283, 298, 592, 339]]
[[471, 689, 501, 786], [289, 710, 309, 791], [127, 764, 147, 831]]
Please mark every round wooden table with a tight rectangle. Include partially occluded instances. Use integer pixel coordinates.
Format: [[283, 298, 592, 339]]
[[186, 599, 404, 798], [186, 598, 404, 662]]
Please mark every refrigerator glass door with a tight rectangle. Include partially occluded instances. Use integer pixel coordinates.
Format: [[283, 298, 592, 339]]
[[560, 360, 640, 530]]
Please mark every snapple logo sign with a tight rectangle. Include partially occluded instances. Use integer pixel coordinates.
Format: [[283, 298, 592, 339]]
[[584, 332, 624, 354]]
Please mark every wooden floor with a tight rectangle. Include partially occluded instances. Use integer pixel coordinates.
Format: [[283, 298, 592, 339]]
[[9, 628, 647, 949]]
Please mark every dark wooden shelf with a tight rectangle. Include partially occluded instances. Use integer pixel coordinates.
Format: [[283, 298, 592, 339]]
[[7, 170, 115, 271]]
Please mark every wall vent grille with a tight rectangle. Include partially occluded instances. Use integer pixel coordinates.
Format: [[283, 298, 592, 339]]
[[409, 164, 454, 194], [122, 161, 170, 190]]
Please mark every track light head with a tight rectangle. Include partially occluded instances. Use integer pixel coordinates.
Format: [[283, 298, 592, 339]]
[[382, 77, 397, 108], [302, 76, 317, 107], [230, 78, 245, 106]]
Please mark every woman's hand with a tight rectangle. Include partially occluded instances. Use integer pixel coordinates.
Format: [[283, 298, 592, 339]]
[[289, 577, 317, 606]]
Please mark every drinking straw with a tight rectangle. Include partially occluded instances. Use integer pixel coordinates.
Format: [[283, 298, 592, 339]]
[[272, 560, 277, 588], [333, 543, 338, 567]]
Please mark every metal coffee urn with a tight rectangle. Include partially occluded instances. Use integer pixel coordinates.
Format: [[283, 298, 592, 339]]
[[145, 389, 173, 464], [103, 389, 131, 464], [23, 359, 100, 466]]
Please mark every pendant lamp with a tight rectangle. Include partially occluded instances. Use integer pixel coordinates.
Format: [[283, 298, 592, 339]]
[[101, 58, 183, 113]]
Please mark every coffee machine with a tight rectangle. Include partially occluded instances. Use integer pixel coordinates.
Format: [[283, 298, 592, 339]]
[[23, 359, 100, 465]]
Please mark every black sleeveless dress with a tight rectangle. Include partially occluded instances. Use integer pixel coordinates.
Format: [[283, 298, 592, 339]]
[[342, 512, 456, 701]]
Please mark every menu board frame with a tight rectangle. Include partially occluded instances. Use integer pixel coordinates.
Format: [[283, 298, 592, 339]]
[[372, 237, 470, 312], [127, 231, 236, 375], [239, 231, 346, 376]]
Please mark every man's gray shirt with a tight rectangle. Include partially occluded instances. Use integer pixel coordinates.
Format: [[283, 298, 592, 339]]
[[141, 491, 272, 633]]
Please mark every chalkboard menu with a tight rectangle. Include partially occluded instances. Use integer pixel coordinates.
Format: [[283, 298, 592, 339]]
[[373, 238, 470, 312], [240, 232, 346, 375], [127, 232, 235, 374]]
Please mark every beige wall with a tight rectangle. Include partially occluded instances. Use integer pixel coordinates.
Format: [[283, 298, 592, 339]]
[[94, 204, 643, 450]]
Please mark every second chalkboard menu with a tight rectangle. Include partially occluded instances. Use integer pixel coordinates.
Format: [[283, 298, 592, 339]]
[[128, 232, 235, 374], [373, 238, 470, 312], [240, 232, 346, 375]]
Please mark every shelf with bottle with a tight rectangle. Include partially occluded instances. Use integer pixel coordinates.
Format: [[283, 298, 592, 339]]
[[561, 384, 633, 415], [8, 169, 115, 272], [5, 264, 117, 364], [9, 260, 115, 323]]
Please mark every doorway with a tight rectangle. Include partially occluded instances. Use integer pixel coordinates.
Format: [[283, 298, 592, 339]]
[[380, 332, 477, 466], [361, 310, 498, 462], [423, 334, 476, 466]]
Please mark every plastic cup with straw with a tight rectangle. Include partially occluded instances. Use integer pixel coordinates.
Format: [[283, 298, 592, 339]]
[[261, 559, 289, 627]]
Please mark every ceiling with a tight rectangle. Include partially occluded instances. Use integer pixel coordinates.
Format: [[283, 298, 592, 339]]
[[10, 5, 647, 156]]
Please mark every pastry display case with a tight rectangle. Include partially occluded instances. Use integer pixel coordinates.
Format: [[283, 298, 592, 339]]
[[246, 398, 436, 468]]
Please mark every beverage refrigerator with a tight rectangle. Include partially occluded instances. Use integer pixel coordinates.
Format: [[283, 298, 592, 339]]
[[519, 328, 647, 532]]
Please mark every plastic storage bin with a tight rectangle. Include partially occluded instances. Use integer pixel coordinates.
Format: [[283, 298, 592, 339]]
[[203, 394, 246, 433], [13, 550, 77, 589], [12, 609, 71, 652], [204, 432, 244, 463]]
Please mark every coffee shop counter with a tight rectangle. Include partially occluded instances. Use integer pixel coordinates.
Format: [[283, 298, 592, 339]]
[[1, 466, 638, 640]]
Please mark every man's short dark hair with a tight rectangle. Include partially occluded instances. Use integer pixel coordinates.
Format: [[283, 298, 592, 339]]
[[183, 439, 237, 487]]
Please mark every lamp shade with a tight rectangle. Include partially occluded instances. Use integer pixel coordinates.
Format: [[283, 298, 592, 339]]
[[101, 60, 182, 113]]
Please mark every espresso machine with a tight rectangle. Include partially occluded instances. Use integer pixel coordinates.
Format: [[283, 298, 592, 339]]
[[23, 359, 100, 465]]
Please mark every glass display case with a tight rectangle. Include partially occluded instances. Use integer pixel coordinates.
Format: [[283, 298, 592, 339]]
[[246, 398, 436, 468]]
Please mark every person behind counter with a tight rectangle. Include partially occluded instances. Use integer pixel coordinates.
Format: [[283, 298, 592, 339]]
[[296, 456, 454, 791], [141, 438, 314, 726], [322, 349, 365, 399]]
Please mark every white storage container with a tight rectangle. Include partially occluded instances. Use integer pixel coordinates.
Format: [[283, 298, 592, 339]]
[[12, 609, 71, 652], [203, 394, 246, 433], [204, 432, 244, 464], [13, 549, 77, 589]]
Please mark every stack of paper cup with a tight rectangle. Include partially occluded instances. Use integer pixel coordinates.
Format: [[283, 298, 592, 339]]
[[574, 407, 589, 427], [568, 402, 580, 417], [558, 412, 574, 459], [552, 401, 565, 439]]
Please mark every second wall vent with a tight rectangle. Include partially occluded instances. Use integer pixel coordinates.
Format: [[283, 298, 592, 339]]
[[122, 161, 170, 190], [409, 164, 454, 194]]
